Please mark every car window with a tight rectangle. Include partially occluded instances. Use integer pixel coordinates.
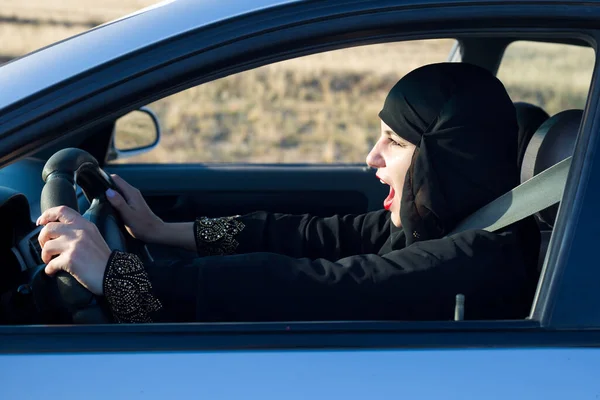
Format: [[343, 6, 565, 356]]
[[108, 39, 456, 164], [497, 40, 595, 116]]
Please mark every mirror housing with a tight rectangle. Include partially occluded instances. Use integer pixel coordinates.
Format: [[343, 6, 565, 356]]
[[107, 107, 161, 161]]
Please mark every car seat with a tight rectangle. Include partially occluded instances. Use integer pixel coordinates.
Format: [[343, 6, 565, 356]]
[[520, 109, 582, 271], [514, 102, 550, 170]]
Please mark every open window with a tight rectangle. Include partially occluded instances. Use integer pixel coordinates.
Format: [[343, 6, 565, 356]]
[[108, 39, 458, 165], [102, 36, 597, 324]]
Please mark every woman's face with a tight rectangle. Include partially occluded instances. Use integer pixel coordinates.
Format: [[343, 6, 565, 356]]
[[366, 120, 417, 227]]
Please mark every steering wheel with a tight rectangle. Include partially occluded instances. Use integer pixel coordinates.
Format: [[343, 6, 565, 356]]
[[32, 148, 147, 324]]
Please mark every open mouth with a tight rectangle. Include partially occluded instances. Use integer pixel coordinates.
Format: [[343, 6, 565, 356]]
[[383, 185, 395, 210], [377, 175, 395, 211]]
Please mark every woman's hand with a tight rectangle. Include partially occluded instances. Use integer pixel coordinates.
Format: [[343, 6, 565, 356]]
[[36, 206, 112, 296], [105, 174, 165, 243]]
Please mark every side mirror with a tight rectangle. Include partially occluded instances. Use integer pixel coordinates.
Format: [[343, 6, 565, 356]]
[[107, 107, 161, 161]]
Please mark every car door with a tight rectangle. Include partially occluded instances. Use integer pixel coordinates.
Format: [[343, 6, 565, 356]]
[[3, 2, 600, 399], [106, 163, 385, 226]]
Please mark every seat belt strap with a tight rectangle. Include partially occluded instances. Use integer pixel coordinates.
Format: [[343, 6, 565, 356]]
[[448, 156, 572, 236]]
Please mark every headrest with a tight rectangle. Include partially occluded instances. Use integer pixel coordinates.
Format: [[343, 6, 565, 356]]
[[520, 109, 582, 227], [514, 102, 550, 170]]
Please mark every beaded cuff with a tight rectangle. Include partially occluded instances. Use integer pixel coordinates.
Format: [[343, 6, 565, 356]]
[[103, 251, 163, 323], [194, 216, 245, 256]]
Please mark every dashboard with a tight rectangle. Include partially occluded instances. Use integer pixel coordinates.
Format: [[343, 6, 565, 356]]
[[0, 157, 91, 323], [0, 157, 90, 220]]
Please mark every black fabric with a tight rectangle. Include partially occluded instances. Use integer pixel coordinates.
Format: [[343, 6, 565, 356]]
[[514, 102, 550, 170], [147, 215, 539, 322], [139, 62, 540, 323], [379, 63, 520, 246], [234, 210, 392, 260]]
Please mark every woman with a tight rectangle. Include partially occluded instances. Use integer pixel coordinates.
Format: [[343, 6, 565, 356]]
[[37, 62, 541, 324]]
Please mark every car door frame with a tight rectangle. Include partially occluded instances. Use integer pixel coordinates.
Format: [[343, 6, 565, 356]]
[[1, 1, 600, 352]]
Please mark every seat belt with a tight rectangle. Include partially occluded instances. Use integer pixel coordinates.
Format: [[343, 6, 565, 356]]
[[448, 156, 571, 321], [448, 156, 572, 236]]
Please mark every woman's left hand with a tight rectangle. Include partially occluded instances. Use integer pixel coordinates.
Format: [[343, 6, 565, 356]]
[[36, 206, 112, 296]]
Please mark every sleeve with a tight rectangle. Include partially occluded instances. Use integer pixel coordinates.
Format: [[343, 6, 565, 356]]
[[145, 229, 537, 323], [103, 251, 163, 323], [193, 209, 392, 261]]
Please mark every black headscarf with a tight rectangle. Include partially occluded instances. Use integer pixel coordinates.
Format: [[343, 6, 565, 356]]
[[379, 62, 519, 247]]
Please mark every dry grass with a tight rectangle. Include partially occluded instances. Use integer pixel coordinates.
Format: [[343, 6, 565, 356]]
[[129, 39, 594, 164], [0, 0, 156, 24], [0, 1, 595, 164], [498, 41, 595, 113], [0, 0, 158, 57], [136, 40, 457, 164]]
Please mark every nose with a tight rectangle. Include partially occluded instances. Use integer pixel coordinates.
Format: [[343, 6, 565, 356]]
[[366, 140, 385, 168]]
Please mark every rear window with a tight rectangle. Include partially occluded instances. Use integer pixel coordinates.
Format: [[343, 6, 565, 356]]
[[497, 40, 595, 115]]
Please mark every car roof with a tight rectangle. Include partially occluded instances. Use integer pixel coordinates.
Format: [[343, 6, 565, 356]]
[[0, 0, 301, 111]]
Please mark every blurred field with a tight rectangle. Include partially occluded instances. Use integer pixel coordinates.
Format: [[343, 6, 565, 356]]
[[0, 0, 158, 59], [139, 40, 455, 163], [133, 39, 595, 164], [0, 1, 596, 164]]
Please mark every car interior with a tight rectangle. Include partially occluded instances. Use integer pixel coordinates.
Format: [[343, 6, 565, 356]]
[[0, 33, 594, 325]]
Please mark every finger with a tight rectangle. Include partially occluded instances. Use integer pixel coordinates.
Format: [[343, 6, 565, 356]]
[[44, 253, 70, 276], [37, 205, 79, 226], [40, 236, 69, 264], [110, 174, 140, 203], [38, 222, 71, 248], [106, 188, 136, 222]]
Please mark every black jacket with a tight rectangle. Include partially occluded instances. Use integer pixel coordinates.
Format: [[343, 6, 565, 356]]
[[141, 210, 540, 323]]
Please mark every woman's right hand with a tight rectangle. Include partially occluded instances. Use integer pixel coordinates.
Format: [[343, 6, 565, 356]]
[[105, 174, 165, 244]]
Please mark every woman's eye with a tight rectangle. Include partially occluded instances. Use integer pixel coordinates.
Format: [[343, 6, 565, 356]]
[[390, 140, 406, 148]]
